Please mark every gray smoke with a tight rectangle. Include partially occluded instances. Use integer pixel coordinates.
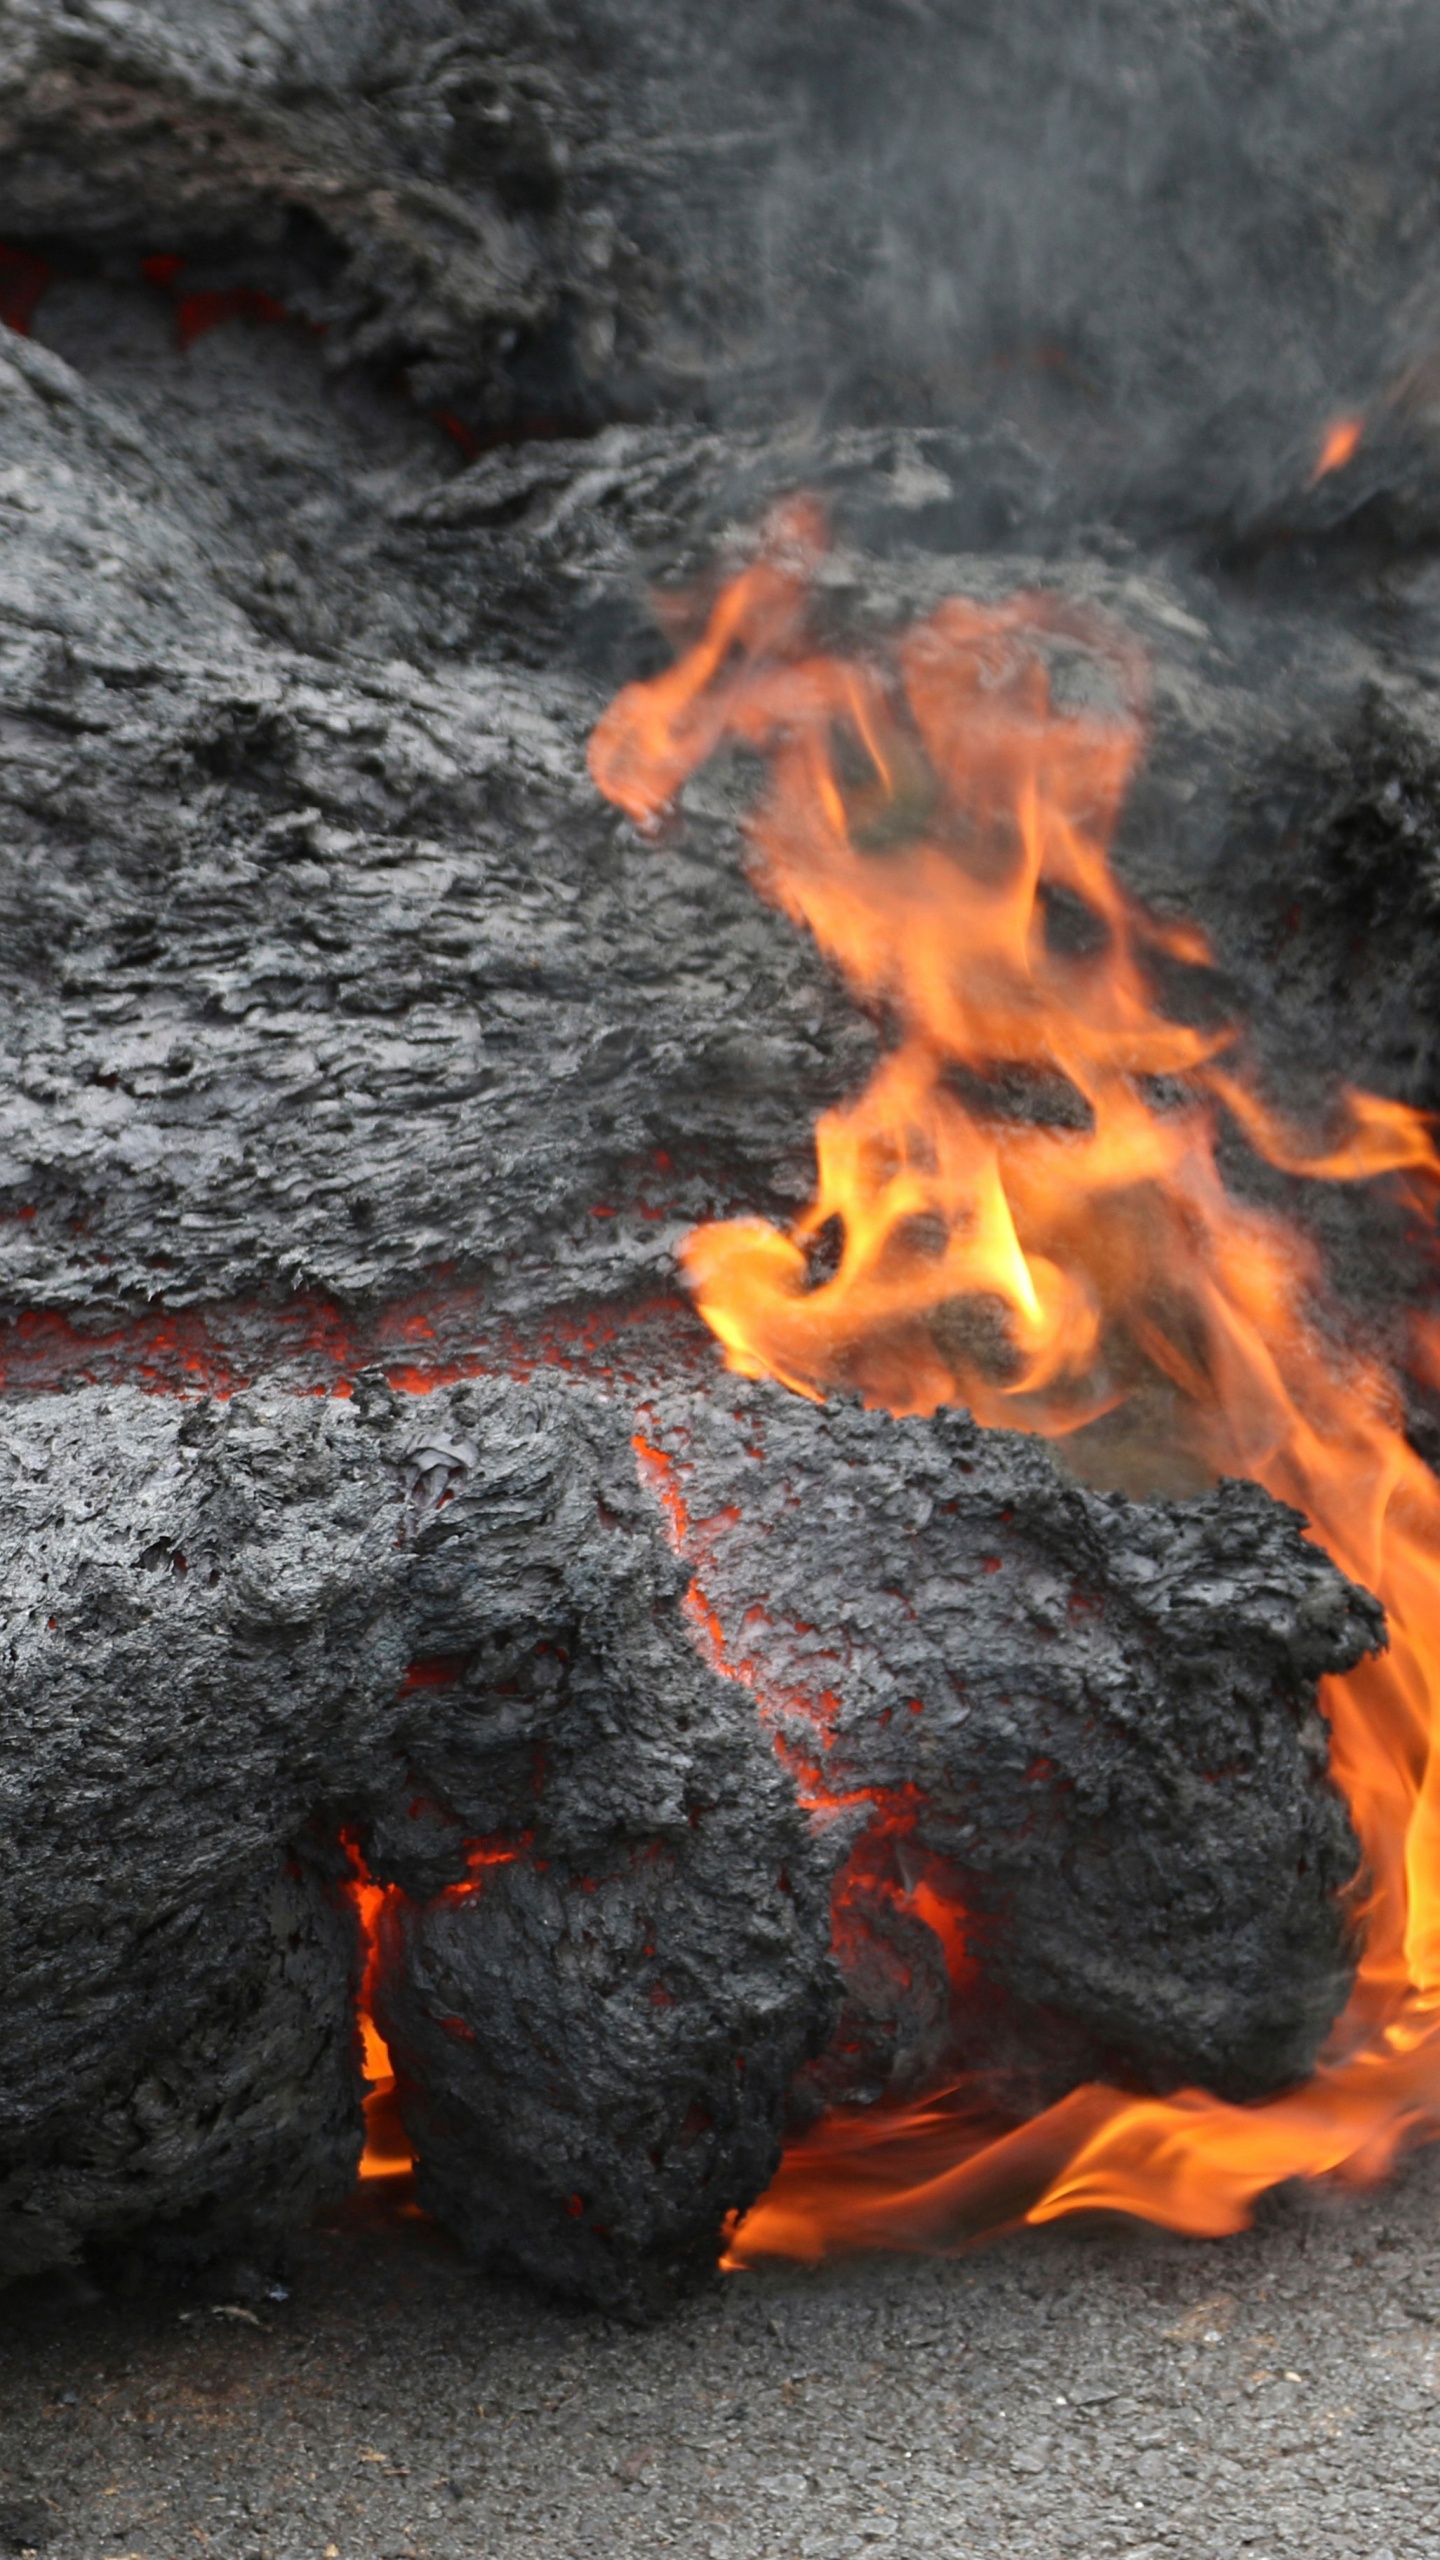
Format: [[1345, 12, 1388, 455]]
[[5, 0, 1440, 537]]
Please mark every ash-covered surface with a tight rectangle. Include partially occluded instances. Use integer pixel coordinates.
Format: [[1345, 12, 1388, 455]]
[[2, 2155, 1440, 2560]]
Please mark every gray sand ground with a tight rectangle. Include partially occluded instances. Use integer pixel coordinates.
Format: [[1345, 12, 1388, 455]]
[[1, 2148, 1438, 2560]]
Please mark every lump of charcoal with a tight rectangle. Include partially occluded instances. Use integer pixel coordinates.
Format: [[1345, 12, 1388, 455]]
[[0, 1355, 1384, 2310], [645, 1381, 1381, 2108], [0, 1374, 834, 2309]]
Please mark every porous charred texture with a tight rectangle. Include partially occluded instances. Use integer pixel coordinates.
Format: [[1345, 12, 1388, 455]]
[[0, 308, 1434, 1351], [0, 1368, 1375, 2311], [647, 1387, 1379, 2111], [0, 1376, 835, 2312], [0, 326, 877, 1330]]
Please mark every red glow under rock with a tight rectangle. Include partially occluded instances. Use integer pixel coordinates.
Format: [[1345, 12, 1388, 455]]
[[177, 286, 295, 346], [438, 1830, 534, 1902], [339, 1830, 415, 2185], [399, 1656, 467, 1693], [0, 243, 55, 337], [0, 1282, 698, 1403], [140, 254, 322, 350]]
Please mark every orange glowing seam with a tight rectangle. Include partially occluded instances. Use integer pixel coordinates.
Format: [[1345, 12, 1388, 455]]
[[339, 1832, 414, 2183], [1312, 414, 1364, 482], [341, 1815, 534, 2181], [595, 497, 1440, 2260]]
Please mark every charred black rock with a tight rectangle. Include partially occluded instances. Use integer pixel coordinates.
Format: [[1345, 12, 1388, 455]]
[[0, 0, 1436, 2320], [0, 312, 1431, 1356], [0, 1369, 1377, 2308], [0, 1377, 833, 2311], [652, 1383, 1379, 2111]]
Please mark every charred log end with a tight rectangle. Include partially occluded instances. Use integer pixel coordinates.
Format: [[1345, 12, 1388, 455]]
[[377, 1841, 829, 2321]]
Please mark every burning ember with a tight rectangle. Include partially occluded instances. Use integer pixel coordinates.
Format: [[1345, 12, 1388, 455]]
[[341, 1831, 414, 2184], [1311, 413, 1365, 483], [589, 499, 1440, 2255]]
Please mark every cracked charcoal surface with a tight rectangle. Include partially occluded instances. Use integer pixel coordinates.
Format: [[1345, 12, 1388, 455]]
[[0, 1367, 1376, 2305]]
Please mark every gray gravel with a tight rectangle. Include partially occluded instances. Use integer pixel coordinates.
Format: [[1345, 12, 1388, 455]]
[[2, 2155, 1438, 2559]]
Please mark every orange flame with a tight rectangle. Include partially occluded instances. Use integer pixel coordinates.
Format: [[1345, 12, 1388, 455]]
[[591, 501, 1440, 2256], [340, 1832, 415, 2183], [339, 1820, 530, 2186], [1312, 413, 1364, 483]]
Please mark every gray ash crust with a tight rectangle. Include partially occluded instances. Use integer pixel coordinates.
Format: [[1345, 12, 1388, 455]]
[[0, 1363, 1377, 2309]]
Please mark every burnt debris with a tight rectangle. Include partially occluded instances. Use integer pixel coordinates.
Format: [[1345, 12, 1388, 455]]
[[2, 0, 1440, 2312], [0, 1374, 1374, 2310]]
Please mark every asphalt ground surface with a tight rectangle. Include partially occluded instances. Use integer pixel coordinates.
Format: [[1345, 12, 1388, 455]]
[[0, 2143, 1437, 2560]]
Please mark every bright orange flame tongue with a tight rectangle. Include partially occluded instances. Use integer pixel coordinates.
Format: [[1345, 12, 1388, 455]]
[[590, 501, 1440, 2252], [340, 1832, 414, 2183]]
